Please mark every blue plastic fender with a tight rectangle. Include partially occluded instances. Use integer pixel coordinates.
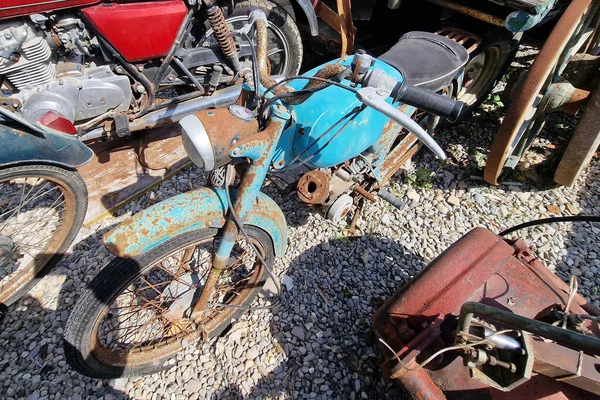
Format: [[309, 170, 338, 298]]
[[103, 187, 288, 258]]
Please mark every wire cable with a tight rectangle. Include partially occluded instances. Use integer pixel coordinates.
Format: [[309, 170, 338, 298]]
[[264, 74, 358, 97], [278, 105, 366, 171], [562, 275, 578, 329], [499, 215, 600, 236], [378, 329, 516, 372], [241, 32, 264, 116]]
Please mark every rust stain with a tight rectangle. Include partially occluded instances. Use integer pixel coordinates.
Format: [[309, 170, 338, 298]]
[[353, 185, 376, 202], [423, 0, 505, 27], [283, 63, 348, 105], [195, 108, 258, 167], [297, 170, 331, 204], [377, 133, 420, 186]]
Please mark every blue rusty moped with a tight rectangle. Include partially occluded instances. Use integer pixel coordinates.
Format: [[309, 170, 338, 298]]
[[65, 10, 470, 377]]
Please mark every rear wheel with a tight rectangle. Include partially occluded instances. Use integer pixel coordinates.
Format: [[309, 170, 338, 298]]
[[454, 27, 521, 121], [0, 164, 87, 307], [199, 0, 303, 77], [64, 226, 274, 378]]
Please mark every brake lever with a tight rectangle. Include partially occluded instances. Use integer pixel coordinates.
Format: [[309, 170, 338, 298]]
[[356, 87, 446, 160]]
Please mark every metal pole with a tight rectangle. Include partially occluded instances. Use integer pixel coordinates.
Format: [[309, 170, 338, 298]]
[[457, 302, 600, 356]]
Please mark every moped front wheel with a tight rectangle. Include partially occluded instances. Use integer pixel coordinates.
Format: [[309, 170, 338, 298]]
[[64, 226, 274, 378]]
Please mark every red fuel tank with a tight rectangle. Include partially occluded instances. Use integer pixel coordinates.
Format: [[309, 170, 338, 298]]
[[0, 0, 100, 19], [82, 0, 187, 62]]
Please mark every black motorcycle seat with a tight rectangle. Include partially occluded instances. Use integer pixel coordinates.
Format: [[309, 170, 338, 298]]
[[379, 31, 469, 92]]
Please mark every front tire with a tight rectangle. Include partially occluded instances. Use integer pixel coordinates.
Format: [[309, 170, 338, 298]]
[[0, 164, 87, 307], [64, 226, 274, 378]]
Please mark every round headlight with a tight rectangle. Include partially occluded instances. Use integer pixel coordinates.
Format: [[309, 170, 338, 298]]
[[179, 114, 215, 171]]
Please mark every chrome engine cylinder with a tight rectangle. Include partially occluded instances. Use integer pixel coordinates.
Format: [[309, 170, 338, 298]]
[[0, 22, 55, 90]]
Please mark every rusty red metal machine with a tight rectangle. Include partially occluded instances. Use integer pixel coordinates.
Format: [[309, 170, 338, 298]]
[[373, 227, 600, 400]]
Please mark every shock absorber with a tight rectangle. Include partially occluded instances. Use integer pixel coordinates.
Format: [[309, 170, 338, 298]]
[[207, 6, 242, 72]]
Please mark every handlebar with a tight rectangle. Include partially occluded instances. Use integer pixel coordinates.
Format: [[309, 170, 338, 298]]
[[393, 82, 464, 122], [244, 15, 451, 159]]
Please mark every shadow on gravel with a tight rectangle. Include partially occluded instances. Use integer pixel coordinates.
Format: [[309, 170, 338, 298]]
[[0, 224, 131, 399], [241, 233, 423, 399]]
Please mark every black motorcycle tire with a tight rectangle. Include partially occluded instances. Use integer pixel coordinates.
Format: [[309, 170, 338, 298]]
[[228, 0, 303, 76], [64, 226, 274, 378], [0, 164, 87, 307], [453, 27, 522, 122]]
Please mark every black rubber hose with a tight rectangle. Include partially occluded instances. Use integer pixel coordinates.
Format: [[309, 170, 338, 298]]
[[499, 216, 600, 237]]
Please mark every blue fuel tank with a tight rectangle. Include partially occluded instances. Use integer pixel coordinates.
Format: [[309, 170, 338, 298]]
[[277, 57, 403, 169]]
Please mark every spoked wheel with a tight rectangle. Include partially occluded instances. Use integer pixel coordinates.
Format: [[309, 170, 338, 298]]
[[0, 164, 87, 307], [484, 0, 600, 185], [64, 227, 274, 378], [198, 0, 303, 77]]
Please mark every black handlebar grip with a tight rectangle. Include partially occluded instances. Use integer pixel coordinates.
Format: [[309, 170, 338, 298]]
[[393, 82, 464, 122]]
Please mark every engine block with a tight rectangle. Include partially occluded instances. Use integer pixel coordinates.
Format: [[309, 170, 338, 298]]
[[0, 22, 54, 90], [19, 65, 132, 123]]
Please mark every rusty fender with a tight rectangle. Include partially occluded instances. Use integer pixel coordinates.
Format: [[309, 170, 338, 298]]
[[103, 187, 287, 258]]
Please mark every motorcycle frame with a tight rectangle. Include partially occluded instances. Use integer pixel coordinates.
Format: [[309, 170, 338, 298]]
[[67, 0, 318, 137], [105, 63, 464, 314], [104, 13, 468, 319]]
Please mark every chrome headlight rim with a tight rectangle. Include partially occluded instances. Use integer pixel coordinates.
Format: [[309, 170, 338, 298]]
[[179, 114, 215, 171]]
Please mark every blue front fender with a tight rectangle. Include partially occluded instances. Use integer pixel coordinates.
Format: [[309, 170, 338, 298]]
[[103, 187, 287, 258]]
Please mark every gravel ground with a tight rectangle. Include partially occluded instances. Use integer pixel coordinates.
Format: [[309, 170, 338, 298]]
[[1, 42, 599, 400]]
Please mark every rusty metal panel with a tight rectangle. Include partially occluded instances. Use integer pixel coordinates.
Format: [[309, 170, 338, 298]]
[[373, 227, 600, 399], [531, 338, 600, 396], [103, 187, 287, 258]]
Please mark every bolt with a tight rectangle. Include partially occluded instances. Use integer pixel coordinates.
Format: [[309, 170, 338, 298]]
[[12, 103, 19, 109], [4, 32, 12, 39], [58, 78, 64, 85], [232, 148, 240, 156], [137, 66, 144, 72], [136, 84, 145, 93], [100, 97, 106, 104], [168, 76, 175, 82], [376, 90, 387, 96], [207, 111, 215, 117], [115, 66, 124, 74]]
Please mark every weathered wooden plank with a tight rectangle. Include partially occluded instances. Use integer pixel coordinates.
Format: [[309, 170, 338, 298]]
[[79, 125, 190, 225], [554, 87, 600, 186]]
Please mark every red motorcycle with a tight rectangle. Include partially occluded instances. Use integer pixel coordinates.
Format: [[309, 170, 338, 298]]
[[0, 0, 317, 140]]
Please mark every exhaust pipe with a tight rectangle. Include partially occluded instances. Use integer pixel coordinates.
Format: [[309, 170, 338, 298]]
[[129, 85, 241, 132]]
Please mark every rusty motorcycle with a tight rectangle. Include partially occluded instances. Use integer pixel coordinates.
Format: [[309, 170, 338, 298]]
[[64, 10, 470, 377]]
